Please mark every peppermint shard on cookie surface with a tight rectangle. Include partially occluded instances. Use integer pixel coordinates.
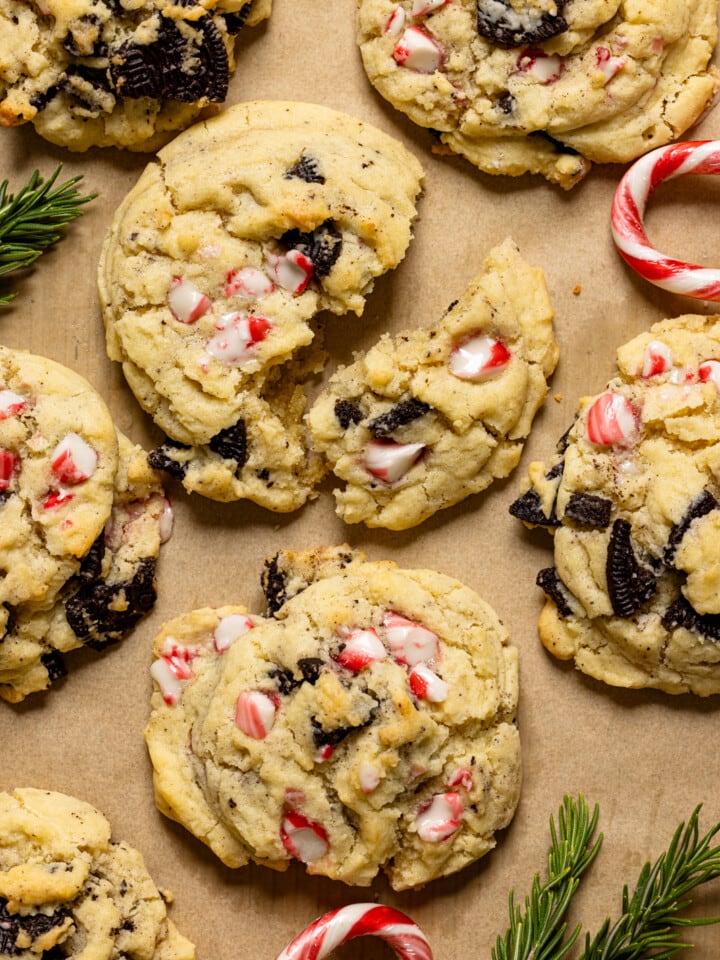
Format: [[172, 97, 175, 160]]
[[510, 315, 720, 695], [307, 237, 558, 529], [0, 788, 195, 960], [98, 101, 424, 509], [0, 0, 271, 150], [357, 0, 720, 188], [144, 546, 521, 890]]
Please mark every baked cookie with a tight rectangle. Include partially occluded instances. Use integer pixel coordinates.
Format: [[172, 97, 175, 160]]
[[0, 787, 195, 960], [306, 238, 558, 529], [98, 100, 424, 507], [510, 314, 720, 696], [357, 0, 720, 188], [0, 0, 271, 151], [144, 546, 521, 890], [0, 346, 170, 702]]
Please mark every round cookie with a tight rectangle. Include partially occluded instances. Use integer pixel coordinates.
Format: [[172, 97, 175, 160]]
[[306, 238, 558, 529], [98, 100, 424, 507], [144, 547, 521, 890], [0, 0, 271, 151], [357, 0, 719, 188], [0, 787, 195, 960], [510, 314, 720, 696]]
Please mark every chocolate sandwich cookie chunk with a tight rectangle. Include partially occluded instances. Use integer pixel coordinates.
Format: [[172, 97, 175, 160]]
[[0, 788, 195, 960], [510, 314, 720, 695], [307, 238, 558, 529], [357, 0, 719, 188], [144, 546, 521, 890], [99, 101, 424, 508], [0, 0, 271, 150]]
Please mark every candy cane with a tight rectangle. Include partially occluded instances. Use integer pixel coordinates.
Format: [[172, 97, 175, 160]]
[[611, 140, 720, 300], [274, 903, 434, 960]]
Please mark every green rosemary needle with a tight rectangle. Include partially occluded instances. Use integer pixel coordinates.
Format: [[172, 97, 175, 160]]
[[0, 163, 96, 305]]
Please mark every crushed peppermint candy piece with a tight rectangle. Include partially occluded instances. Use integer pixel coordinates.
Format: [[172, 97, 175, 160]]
[[281, 811, 329, 863], [699, 360, 720, 392], [384, 4, 405, 35], [158, 497, 174, 543], [393, 27, 444, 73], [268, 250, 314, 294], [43, 489, 74, 510], [235, 690, 277, 739], [206, 313, 272, 366], [416, 792, 463, 842], [150, 639, 200, 705], [51, 433, 98, 485], [337, 627, 387, 671], [595, 46, 625, 84], [0, 389, 27, 419], [446, 767, 473, 791], [641, 340, 672, 378], [0, 449, 18, 491], [517, 48, 563, 83], [168, 277, 212, 324], [225, 266, 275, 299], [585, 392, 639, 446], [449, 333, 511, 381], [364, 439, 425, 483], [213, 613, 253, 653], [412, 0, 448, 15], [408, 663, 448, 702], [383, 611, 439, 666], [359, 761, 381, 794], [315, 744, 334, 763]]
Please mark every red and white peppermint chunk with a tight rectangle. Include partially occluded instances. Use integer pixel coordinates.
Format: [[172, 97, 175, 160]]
[[449, 333, 511, 381], [51, 433, 98, 485], [225, 266, 275, 300], [358, 761, 381, 794], [641, 340, 672, 378], [364, 439, 425, 484], [336, 627, 387, 672], [384, 4, 405, 35], [517, 48, 563, 83], [446, 767, 473, 791], [281, 811, 329, 863], [158, 497, 174, 544], [408, 663, 448, 702], [235, 690, 277, 739], [393, 27, 444, 73], [416, 792, 463, 842], [150, 639, 201, 706], [213, 613, 253, 653], [383, 611, 439, 666], [595, 46, 625, 84], [0, 389, 27, 420], [412, 0, 448, 15], [42, 489, 74, 510], [268, 250, 314, 294], [0, 449, 18, 491], [168, 277, 212, 324], [206, 312, 272, 366], [585, 392, 639, 446], [699, 360, 720, 393]]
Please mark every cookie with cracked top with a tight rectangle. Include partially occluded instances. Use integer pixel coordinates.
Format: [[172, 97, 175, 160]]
[[144, 546, 520, 890], [510, 314, 720, 695], [357, 0, 719, 188], [0, 788, 195, 960], [306, 238, 558, 529], [0, 0, 271, 150], [99, 101, 423, 507]]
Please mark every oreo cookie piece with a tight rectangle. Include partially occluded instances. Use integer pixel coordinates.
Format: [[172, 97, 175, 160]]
[[476, 0, 568, 48], [368, 398, 432, 437], [281, 222, 343, 278]]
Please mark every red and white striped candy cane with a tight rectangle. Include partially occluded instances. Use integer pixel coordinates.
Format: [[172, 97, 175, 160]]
[[611, 140, 720, 300], [275, 903, 434, 960]]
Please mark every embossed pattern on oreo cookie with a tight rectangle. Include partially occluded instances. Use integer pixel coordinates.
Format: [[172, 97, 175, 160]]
[[0, 0, 271, 150], [99, 101, 424, 507], [144, 547, 521, 890], [0, 788, 195, 960], [306, 238, 558, 529], [510, 314, 720, 695], [357, 0, 720, 188]]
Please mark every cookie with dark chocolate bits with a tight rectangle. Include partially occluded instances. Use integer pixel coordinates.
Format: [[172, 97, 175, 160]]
[[0, 0, 271, 150], [512, 314, 720, 695]]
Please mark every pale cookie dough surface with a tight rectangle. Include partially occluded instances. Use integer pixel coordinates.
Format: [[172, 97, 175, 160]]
[[510, 315, 720, 696], [0, 0, 271, 151], [98, 100, 424, 507], [357, 0, 720, 188], [307, 238, 558, 529], [144, 546, 521, 890], [0, 788, 195, 960]]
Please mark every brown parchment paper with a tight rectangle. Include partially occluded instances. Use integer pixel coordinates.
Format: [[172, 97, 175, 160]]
[[3, 3, 720, 958]]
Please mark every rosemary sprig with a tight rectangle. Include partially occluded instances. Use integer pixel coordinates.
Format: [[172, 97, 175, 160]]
[[0, 163, 96, 305]]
